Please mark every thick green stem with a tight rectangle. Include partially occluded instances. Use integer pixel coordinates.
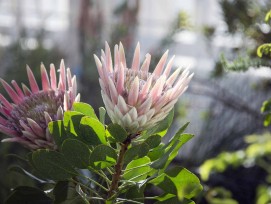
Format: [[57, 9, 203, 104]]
[[108, 137, 131, 199]]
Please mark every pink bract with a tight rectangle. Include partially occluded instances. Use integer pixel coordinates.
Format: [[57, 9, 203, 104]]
[[0, 60, 80, 150], [94, 42, 193, 133]]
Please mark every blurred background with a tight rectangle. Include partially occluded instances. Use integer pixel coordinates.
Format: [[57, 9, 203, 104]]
[[0, 0, 271, 203]]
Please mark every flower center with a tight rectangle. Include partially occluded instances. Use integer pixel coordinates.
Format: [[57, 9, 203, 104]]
[[7, 90, 64, 132]]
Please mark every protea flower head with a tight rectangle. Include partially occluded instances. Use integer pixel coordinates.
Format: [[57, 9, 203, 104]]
[[0, 60, 80, 150], [94, 42, 193, 133]]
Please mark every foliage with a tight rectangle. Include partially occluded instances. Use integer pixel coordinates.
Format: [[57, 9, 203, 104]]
[[200, 133, 271, 203], [4, 102, 202, 204]]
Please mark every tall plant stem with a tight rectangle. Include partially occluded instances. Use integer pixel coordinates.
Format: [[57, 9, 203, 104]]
[[108, 137, 131, 199]]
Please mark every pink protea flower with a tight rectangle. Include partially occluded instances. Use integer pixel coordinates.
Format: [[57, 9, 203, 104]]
[[94, 42, 193, 133], [0, 60, 80, 150]]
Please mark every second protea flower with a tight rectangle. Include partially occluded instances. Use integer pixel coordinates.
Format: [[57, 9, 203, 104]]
[[94, 42, 193, 133], [0, 60, 80, 150]]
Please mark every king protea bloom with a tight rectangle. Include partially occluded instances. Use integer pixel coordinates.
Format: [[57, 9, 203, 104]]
[[0, 60, 80, 150], [94, 42, 193, 133]]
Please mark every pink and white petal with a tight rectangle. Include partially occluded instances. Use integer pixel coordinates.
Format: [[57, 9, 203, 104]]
[[149, 75, 166, 103], [44, 111, 52, 125], [138, 97, 152, 115], [138, 76, 152, 103], [119, 42, 127, 68], [50, 63, 57, 90], [105, 41, 113, 72], [140, 53, 151, 73], [116, 63, 125, 94], [40, 63, 50, 91], [0, 124, 18, 137], [27, 118, 44, 138], [117, 95, 129, 115], [128, 77, 139, 106], [137, 115, 147, 127], [63, 93, 69, 111], [66, 68, 72, 88], [57, 106, 64, 120], [75, 94, 80, 102], [166, 67, 182, 87], [145, 108, 155, 120], [0, 79, 22, 104], [0, 93, 13, 111], [127, 107, 138, 121], [153, 50, 168, 77], [22, 84, 32, 96], [160, 99, 178, 113], [131, 42, 140, 71], [114, 105, 124, 121], [0, 116, 7, 125], [163, 55, 175, 77], [26, 65, 39, 93], [11, 80, 25, 98], [101, 91, 114, 111], [22, 130, 37, 140], [122, 113, 133, 128], [58, 59, 66, 91], [114, 44, 120, 69], [108, 78, 118, 105], [94, 54, 105, 80]]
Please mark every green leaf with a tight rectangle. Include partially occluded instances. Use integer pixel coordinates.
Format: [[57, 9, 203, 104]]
[[72, 102, 98, 120], [125, 185, 145, 200], [48, 120, 68, 147], [61, 139, 91, 169], [53, 181, 69, 203], [123, 156, 151, 182], [63, 111, 84, 137], [79, 116, 106, 145], [32, 150, 77, 180], [145, 109, 174, 137], [148, 144, 165, 161], [261, 99, 271, 113], [151, 167, 202, 200], [99, 107, 106, 124], [5, 186, 52, 204], [107, 123, 127, 143], [151, 132, 193, 170], [124, 143, 150, 164], [145, 135, 161, 149], [89, 145, 117, 169]]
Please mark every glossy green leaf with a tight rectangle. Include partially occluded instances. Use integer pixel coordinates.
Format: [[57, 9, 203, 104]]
[[145, 135, 161, 149], [151, 123, 193, 170], [89, 145, 117, 169], [151, 166, 202, 200], [145, 109, 174, 137], [72, 102, 98, 120], [107, 123, 127, 143], [123, 156, 151, 182], [148, 144, 165, 161], [63, 111, 84, 137], [5, 186, 52, 204], [32, 150, 77, 180], [48, 120, 68, 147], [124, 143, 150, 164], [79, 116, 106, 145], [61, 139, 91, 169]]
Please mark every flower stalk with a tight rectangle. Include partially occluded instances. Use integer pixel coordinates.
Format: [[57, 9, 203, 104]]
[[108, 136, 132, 199]]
